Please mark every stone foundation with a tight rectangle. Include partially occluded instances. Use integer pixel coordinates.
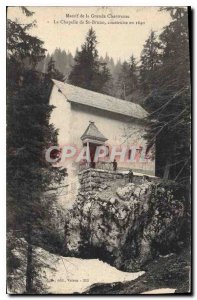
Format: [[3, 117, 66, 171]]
[[78, 168, 157, 193], [65, 173, 186, 271]]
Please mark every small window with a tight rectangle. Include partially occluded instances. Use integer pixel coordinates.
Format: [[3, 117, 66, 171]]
[[128, 149, 132, 159], [106, 145, 110, 157]]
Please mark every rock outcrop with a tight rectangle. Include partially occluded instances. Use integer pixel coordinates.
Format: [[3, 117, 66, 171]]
[[65, 169, 186, 271]]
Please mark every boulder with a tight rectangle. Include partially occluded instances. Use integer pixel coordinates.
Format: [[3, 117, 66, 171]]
[[65, 176, 186, 272]]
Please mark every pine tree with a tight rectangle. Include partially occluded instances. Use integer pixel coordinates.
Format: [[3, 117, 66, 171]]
[[144, 8, 190, 182], [47, 56, 64, 80], [7, 7, 66, 293], [108, 57, 115, 74], [68, 27, 111, 93], [99, 62, 113, 95], [140, 30, 161, 96], [119, 61, 131, 99], [36, 49, 74, 79], [115, 57, 139, 100], [129, 54, 139, 92]]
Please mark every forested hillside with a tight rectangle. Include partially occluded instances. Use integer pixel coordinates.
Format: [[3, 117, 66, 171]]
[[36, 45, 141, 102]]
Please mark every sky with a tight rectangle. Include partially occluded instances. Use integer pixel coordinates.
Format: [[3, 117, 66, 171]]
[[7, 6, 173, 62]]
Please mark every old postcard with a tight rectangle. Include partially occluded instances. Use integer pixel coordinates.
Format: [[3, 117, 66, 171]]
[[7, 6, 191, 295]]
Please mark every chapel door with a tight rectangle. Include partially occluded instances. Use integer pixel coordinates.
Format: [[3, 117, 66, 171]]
[[89, 143, 97, 168]]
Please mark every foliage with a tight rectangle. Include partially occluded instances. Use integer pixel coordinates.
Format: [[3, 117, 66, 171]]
[[37, 48, 74, 79], [7, 18, 45, 69], [148, 180, 190, 253], [140, 30, 161, 95], [7, 7, 66, 294], [47, 57, 64, 81], [68, 27, 111, 93], [142, 8, 191, 182], [116, 55, 139, 100]]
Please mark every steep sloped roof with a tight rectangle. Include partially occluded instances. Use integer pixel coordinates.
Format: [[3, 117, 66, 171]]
[[52, 79, 148, 119], [81, 121, 108, 142]]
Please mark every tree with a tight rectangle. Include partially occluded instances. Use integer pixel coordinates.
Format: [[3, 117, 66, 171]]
[[7, 7, 66, 293], [144, 8, 190, 183], [99, 62, 112, 95], [129, 54, 139, 92], [114, 55, 139, 100], [7, 11, 46, 70], [68, 27, 111, 93], [140, 30, 161, 96], [37, 49, 74, 80], [47, 57, 64, 80]]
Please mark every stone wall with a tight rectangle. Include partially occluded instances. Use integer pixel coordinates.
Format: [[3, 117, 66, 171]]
[[78, 169, 156, 193]]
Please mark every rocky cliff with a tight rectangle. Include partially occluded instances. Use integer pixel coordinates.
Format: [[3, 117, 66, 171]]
[[65, 169, 186, 271]]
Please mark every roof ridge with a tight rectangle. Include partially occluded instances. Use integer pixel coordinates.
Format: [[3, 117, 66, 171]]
[[52, 79, 144, 108], [52, 79, 148, 119]]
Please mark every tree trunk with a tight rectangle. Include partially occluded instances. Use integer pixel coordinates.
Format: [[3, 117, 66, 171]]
[[25, 224, 33, 294], [163, 159, 170, 179]]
